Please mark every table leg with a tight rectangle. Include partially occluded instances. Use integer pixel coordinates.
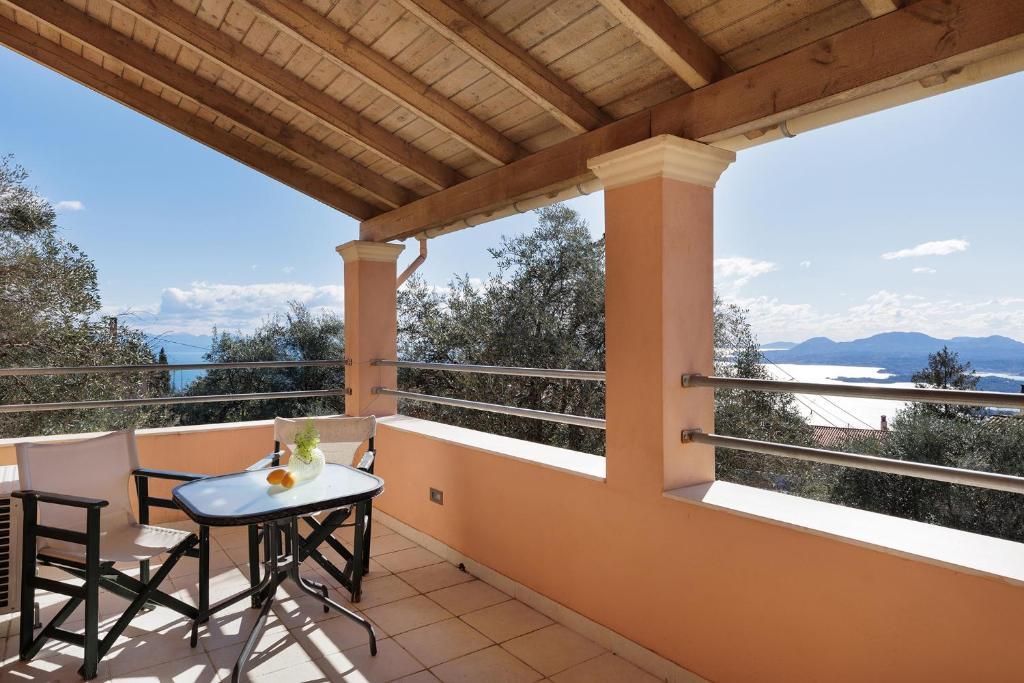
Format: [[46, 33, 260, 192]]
[[231, 572, 281, 683], [285, 517, 377, 656]]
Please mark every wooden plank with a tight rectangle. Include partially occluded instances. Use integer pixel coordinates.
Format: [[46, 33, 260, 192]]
[[3, 0, 412, 209], [860, 0, 900, 18], [241, 0, 522, 166], [108, 0, 461, 190], [596, 0, 729, 87], [361, 0, 1024, 240], [361, 110, 651, 241], [394, 0, 611, 133], [0, 14, 379, 219]]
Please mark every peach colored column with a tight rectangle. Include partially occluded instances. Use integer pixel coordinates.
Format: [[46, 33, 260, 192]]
[[589, 135, 734, 495], [337, 240, 405, 417]]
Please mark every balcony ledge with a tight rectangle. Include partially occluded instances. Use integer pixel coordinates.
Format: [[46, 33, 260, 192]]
[[668, 480, 1024, 586], [377, 415, 606, 481]]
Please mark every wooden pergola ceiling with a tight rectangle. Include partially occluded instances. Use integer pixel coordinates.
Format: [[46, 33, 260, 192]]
[[0, 0, 1021, 240]]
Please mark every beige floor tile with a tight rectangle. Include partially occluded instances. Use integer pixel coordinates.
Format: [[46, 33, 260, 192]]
[[111, 652, 218, 682], [394, 618, 492, 668], [250, 657, 333, 682], [393, 671, 442, 682], [290, 611, 382, 660], [501, 625, 606, 677], [198, 600, 284, 653], [272, 594, 341, 631], [430, 645, 543, 683], [207, 624, 310, 679], [104, 622, 201, 677], [0, 647, 112, 682], [353, 575, 419, 609], [461, 601, 553, 643], [370, 533, 419, 557], [398, 563, 474, 593], [427, 581, 510, 616], [550, 652, 660, 683], [363, 595, 453, 636], [318, 637, 425, 682], [374, 547, 444, 574]]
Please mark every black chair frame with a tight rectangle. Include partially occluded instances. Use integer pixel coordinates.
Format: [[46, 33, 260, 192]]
[[14, 468, 211, 681], [246, 436, 375, 603]]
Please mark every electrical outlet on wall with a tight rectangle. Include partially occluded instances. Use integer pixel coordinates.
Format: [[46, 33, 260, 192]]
[[429, 488, 443, 505]]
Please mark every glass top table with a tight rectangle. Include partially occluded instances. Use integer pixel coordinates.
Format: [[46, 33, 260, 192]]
[[173, 463, 384, 526], [173, 464, 384, 682]]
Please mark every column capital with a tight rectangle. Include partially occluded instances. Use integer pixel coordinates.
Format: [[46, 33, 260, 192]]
[[588, 134, 735, 191], [336, 240, 405, 263]]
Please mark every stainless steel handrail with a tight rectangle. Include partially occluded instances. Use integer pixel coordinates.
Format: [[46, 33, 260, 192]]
[[0, 389, 346, 414], [0, 360, 347, 377], [682, 374, 1024, 410], [682, 430, 1024, 495], [373, 360, 605, 381], [373, 387, 606, 430]]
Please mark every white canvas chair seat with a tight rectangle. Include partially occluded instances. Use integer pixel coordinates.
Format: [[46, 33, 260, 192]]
[[39, 523, 193, 564]]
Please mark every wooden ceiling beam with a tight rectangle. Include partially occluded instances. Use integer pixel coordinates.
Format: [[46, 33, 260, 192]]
[[2, 0, 412, 210], [110, 0, 460, 191], [241, 0, 523, 167], [860, 0, 901, 18], [394, 0, 610, 134], [597, 0, 730, 88], [360, 0, 1024, 241], [0, 15, 379, 220]]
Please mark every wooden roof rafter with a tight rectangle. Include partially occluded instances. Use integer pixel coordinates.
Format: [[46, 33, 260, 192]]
[[360, 0, 1024, 242], [393, 0, 612, 134], [0, 14, 380, 219], [107, 0, 461, 191], [239, 0, 524, 168], [596, 0, 731, 88], [3, 0, 413, 210], [860, 1, 901, 18]]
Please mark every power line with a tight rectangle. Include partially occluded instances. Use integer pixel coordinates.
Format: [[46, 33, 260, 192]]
[[760, 352, 876, 429]]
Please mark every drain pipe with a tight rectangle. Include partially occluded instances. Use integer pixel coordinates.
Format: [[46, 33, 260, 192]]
[[396, 237, 428, 288]]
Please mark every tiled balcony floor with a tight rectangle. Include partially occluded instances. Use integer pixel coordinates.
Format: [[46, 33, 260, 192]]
[[0, 516, 658, 682]]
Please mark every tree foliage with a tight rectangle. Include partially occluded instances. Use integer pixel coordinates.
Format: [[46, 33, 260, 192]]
[[836, 348, 1024, 541], [397, 205, 606, 454], [0, 156, 169, 438], [172, 303, 345, 425]]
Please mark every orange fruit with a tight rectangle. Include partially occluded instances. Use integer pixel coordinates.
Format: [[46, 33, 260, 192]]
[[266, 469, 285, 485], [280, 472, 296, 489]]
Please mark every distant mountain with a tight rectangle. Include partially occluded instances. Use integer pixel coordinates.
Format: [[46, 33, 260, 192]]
[[760, 341, 797, 350], [764, 332, 1024, 375]]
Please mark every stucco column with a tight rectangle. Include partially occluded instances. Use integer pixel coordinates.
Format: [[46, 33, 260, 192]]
[[337, 240, 405, 417], [589, 135, 734, 495]]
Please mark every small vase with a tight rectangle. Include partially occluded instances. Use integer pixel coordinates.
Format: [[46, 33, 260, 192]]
[[287, 446, 325, 483]]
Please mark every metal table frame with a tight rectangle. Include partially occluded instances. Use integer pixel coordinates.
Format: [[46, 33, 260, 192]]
[[172, 465, 383, 682]]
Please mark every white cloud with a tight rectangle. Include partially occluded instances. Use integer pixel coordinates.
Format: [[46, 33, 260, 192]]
[[799, 260, 811, 269], [912, 267, 936, 274], [54, 199, 84, 212], [714, 256, 778, 290], [729, 290, 1024, 342], [881, 239, 968, 260], [118, 281, 344, 335]]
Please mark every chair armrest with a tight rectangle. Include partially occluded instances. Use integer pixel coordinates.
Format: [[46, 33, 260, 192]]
[[246, 451, 282, 471], [12, 489, 108, 509], [356, 449, 375, 472], [133, 467, 205, 482]]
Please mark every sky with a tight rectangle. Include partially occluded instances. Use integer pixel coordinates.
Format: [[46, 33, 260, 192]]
[[2, 45, 1023, 345]]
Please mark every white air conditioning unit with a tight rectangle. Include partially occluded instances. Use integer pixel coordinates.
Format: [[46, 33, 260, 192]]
[[0, 465, 23, 616]]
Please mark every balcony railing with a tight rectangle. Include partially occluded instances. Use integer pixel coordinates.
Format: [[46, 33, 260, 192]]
[[0, 360, 346, 413], [3, 359, 1023, 497], [680, 373, 1024, 495]]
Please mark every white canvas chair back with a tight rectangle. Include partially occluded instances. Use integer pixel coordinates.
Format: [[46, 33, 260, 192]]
[[274, 416, 376, 466], [16, 431, 139, 551]]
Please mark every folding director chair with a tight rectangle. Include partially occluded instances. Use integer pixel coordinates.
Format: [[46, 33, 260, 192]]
[[13, 430, 211, 680], [247, 415, 376, 603]]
